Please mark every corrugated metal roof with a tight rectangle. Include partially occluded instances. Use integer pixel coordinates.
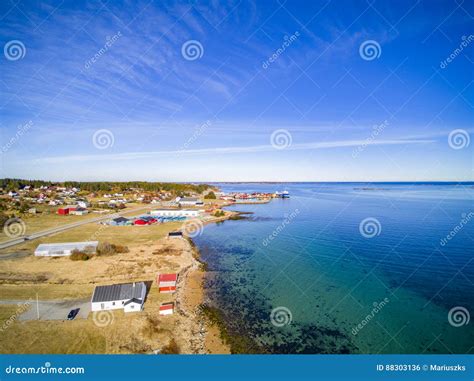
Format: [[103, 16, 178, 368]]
[[180, 197, 200, 202], [35, 241, 98, 253], [92, 282, 146, 303], [112, 217, 129, 223]]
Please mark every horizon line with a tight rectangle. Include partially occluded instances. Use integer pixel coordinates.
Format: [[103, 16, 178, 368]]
[[2, 178, 473, 185]]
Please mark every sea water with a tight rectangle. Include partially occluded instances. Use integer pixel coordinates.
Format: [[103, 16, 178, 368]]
[[193, 183, 474, 354]]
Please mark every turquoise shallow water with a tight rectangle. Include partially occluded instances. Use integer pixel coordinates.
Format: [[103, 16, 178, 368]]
[[194, 183, 474, 354]]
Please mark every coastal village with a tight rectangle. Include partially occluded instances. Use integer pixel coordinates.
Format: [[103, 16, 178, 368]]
[[0, 180, 289, 354]]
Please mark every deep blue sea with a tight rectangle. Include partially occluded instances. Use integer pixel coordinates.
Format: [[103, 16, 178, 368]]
[[194, 183, 474, 354]]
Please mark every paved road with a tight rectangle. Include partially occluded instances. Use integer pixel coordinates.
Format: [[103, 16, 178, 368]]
[[0, 298, 90, 321], [0, 206, 151, 251]]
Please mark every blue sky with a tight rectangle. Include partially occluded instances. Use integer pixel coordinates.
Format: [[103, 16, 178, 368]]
[[0, 0, 473, 182]]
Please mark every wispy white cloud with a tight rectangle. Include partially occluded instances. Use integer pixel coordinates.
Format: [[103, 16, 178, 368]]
[[36, 137, 435, 163]]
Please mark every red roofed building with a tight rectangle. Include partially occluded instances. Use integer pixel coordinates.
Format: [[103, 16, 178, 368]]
[[158, 273, 177, 293], [159, 273, 177, 283], [58, 205, 77, 215]]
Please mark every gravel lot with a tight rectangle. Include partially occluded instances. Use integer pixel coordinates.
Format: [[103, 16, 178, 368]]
[[0, 298, 90, 321]]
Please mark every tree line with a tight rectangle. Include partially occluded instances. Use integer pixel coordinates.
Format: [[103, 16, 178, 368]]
[[0, 178, 210, 194]]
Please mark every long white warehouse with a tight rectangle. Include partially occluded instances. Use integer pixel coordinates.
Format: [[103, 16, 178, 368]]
[[149, 209, 201, 217], [34, 241, 99, 257]]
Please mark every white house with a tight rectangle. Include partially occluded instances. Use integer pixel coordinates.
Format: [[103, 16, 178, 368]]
[[77, 201, 89, 208], [91, 282, 147, 313], [150, 209, 200, 218], [70, 208, 88, 216], [176, 197, 203, 206], [34, 241, 98, 257]]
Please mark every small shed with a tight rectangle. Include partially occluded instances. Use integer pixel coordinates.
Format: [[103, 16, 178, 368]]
[[159, 302, 174, 316], [110, 217, 130, 226], [158, 273, 177, 293], [168, 231, 183, 238]]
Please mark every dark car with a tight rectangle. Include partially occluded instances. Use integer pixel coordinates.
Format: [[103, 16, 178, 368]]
[[67, 308, 80, 320]]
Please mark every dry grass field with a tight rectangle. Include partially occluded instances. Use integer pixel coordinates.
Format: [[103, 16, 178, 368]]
[[0, 228, 228, 354], [0, 218, 183, 254], [0, 203, 148, 243]]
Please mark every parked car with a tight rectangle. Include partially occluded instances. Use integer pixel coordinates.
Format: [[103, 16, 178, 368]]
[[67, 308, 80, 320]]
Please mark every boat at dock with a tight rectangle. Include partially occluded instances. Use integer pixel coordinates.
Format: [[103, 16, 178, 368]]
[[275, 190, 290, 198]]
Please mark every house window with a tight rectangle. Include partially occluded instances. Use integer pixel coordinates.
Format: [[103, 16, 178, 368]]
[[101, 303, 104, 310], [112, 302, 115, 306]]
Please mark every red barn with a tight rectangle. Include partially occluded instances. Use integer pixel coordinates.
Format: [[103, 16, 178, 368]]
[[58, 207, 69, 215]]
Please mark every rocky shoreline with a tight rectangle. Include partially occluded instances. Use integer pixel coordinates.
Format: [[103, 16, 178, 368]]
[[175, 212, 240, 354]]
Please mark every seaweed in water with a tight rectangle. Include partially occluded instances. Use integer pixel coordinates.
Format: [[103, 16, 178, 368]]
[[207, 280, 358, 354]]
